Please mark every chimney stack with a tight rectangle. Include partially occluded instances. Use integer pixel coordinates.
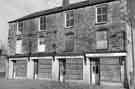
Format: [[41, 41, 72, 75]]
[[62, 0, 69, 7]]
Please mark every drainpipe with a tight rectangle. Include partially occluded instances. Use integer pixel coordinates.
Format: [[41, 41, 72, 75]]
[[130, 17, 135, 89]]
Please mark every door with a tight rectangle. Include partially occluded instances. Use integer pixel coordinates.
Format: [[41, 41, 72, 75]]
[[34, 59, 38, 79], [91, 58, 100, 85], [15, 60, 27, 78], [59, 59, 66, 82]]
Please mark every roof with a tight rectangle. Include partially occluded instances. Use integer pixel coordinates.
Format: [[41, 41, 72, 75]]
[[8, 0, 117, 23]]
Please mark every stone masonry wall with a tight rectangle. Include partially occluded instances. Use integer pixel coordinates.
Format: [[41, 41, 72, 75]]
[[54, 0, 125, 53], [8, 0, 126, 55]]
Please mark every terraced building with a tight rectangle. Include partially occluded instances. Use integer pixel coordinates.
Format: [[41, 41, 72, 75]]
[[8, 0, 134, 88]]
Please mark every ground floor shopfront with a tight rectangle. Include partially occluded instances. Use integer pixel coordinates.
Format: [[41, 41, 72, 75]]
[[8, 52, 127, 87]]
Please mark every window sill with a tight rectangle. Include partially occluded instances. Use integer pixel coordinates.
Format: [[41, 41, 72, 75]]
[[64, 26, 73, 29], [95, 48, 108, 52], [95, 22, 107, 25], [38, 30, 47, 32]]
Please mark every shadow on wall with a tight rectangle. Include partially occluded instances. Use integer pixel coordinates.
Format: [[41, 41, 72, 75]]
[[0, 55, 8, 79]]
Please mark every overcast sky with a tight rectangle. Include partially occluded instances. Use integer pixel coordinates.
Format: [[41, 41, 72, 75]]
[[0, 0, 84, 48]]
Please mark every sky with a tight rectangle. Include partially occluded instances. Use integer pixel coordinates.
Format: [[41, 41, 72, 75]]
[[0, 0, 84, 48]]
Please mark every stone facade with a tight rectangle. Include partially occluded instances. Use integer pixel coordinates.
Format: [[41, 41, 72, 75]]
[[8, 0, 125, 55], [7, 0, 133, 88]]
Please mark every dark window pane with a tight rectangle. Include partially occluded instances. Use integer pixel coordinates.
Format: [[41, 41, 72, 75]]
[[66, 10, 74, 27], [18, 22, 23, 33], [97, 16, 102, 22], [103, 15, 107, 22], [69, 19, 74, 27], [40, 16, 46, 30], [102, 7, 107, 14], [96, 6, 108, 23], [97, 8, 102, 14]]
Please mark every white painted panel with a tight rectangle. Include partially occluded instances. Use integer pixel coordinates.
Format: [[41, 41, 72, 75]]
[[38, 38, 46, 52], [52, 59, 59, 81], [27, 60, 34, 79], [8, 61, 13, 79], [16, 40, 22, 54], [38, 45, 46, 52], [86, 53, 126, 57]]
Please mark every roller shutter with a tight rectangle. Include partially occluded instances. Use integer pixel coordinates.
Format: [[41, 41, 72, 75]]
[[65, 58, 83, 80], [100, 57, 121, 82], [15, 60, 27, 77], [38, 59, 52, 79]]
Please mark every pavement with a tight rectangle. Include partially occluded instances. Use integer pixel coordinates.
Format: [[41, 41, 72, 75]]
[[0, 79, 125, 89]]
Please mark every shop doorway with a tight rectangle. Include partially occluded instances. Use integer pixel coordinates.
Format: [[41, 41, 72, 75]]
[[90, 58, 100, 85], [34, 59, 38, 79], [90, 57, 125, 86], [14, 60, 27, 78], [59, 59, 66, 82]]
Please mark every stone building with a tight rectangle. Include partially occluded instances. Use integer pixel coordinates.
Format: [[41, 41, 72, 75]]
[[8, 0, 133, 88]]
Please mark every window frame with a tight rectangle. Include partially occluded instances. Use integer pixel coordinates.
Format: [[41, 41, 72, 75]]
[[17, 21, 23, 35], [96, 5, 108, 24], [39, 16, 46, 31], [64, 10, 74, 28], [96, 30, 108, 50]]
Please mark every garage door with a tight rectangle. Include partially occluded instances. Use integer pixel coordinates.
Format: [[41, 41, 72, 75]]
[[15, 60, 27, 77], [38, 59, 52, 79], [65, 58, 83, 80]]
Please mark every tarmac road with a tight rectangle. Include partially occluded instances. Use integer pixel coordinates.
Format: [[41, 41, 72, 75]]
[[0, 79, 125, 89]]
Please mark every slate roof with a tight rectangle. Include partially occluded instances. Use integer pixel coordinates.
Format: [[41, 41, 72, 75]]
[[8, 0, 117, 23]]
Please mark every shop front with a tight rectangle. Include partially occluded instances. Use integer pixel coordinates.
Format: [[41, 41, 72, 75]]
[[55, 56, 83, 82], [9, 57, 28, 79], [86, 52, 126, 86], [14, 60, 27, 79], [32, 56, 53, 80]]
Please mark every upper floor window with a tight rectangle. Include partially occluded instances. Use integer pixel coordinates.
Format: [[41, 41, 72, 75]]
[[16, 39, 22, 54], [9, 23, 17, 36], [96, 30, 108, 49], [40, 16, 46, 31], [17, 22, 23, 34], [64, 10, 74, 28], [96, 5, 108, 24], [38, 38, 46, 52], [65, 39, 74, 52]]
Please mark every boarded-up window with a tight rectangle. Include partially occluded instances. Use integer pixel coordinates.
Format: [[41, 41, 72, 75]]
[[65, 10, 74, 27], [96, 31, 107, 49], [96, 5, 108, 23], [16, 40, 22, 54], [65, 39, 74, 52], [40, 16, 46, 31], [38, 38, 46, 52]]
